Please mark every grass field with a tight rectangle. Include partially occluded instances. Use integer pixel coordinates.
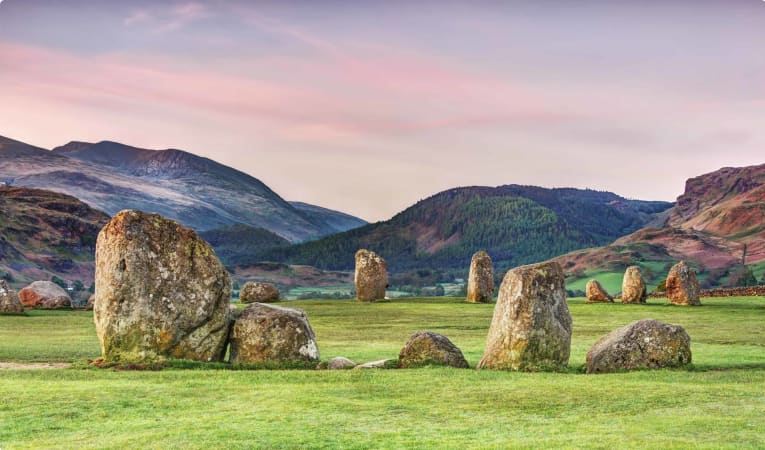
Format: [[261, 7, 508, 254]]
[[1, 297, 765, 448]]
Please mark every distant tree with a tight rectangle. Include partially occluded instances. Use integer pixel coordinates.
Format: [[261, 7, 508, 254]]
[[72, 280, 84, 292], [51, 276, 67, 290], [726, 266, 758, 288], [654, 278, 667, 293]]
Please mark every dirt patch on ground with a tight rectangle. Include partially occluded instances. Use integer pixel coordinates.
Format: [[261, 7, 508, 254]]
[[0, 362, 72, 370]]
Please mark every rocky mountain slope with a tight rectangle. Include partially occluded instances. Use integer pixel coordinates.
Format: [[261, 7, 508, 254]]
[[0, 135, 365, 242]]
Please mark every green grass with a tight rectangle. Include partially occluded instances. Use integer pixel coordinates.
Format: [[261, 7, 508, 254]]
[[1, 297, 765, 448]]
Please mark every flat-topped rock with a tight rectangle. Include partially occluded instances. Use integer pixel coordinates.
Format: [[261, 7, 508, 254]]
[[240, 281, 280, 303]]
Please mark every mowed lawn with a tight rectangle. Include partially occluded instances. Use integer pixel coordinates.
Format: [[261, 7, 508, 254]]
[[1, 297, 764, 448]]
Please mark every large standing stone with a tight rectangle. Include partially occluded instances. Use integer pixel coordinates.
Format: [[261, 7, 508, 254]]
[[398, 331, 469, 368], [229, 303, 320, 365], [586, 319, 692, 373], [0, 280, 24, 314], [240, 281, 280, 303], [666, 261, 701, 306], [354, 249, 388, 302], [18, 281, 72, 309], [586, 279, 613, 303], [621, 266, 647, 304], [466, 251, 494, 303], [94, 210, 231, 363], [477, 261, 572, 371]]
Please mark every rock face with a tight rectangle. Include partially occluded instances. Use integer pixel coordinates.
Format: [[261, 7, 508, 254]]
[[327, 356, 357, 370], [18, 281, 72, 309], [466, 251, 494, 303], [229, 303, 320, 365], [621, 266, 647, 304], [0, 280, 24, 314], [240, 281, 280, 303], [666, 261, 701, 306], [585, 279, 613, 303], [354, 249, 388, 302], [586, 319, 692, 373], [94, 210, 231, 363], [477, 261, 572, 371], [398, 331, 469, 368]]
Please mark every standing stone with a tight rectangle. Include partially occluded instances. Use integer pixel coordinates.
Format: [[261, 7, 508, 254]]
[[239, 281, 280, 303], [466, 251, 494, 303], [18, 281, 72, 309], [666, 261, 701, 306], [0, 280, 24, 314], [398, 331, 469, 368], [354, 249, 388, 302], [586, 319, 692, 373], [621, 266, 647, 304], [586, 280, 613, 303], [94, 210, 231, 363], [477, 261, 572, 371], [229, 303, 320, 365]]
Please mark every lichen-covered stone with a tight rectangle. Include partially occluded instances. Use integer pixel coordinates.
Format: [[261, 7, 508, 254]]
[[94, 210, 231, 363], [327, 356, 356, 370], [621, 266, 647, 304], [229, 303, 320, 364], [666, 261, 701, 306], [240, 281, 280, 303], [18, 281, 71, 309], [0, 280, 24, 314], [477, 261, 572, 371], [586, 279, 613, 303], [586, 319, 692, 373], [466, 251, 494, 303], [354, 249, 388, 302], [398, 331, 469, 368]]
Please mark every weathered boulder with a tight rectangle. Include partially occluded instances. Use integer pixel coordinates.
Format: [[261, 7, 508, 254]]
[[18, 281, 72, 309], [85, 294, 95, 311], [240, 281, 280, 303], [621, 266, 647, 304], [666, 261, 701, 306], [398, 331, 469, 368], [354, 359, 396, 369], [355, 249, 388, 302], [586, 319, 692, 373], [229, 303, 320, 365], [586, 279, 613, 303], [327, 356, 357, 370], [94, 210, 231, 363], [477, 261, 572, 371], [466, 250, 494, 303], [0, 280, 24, 314]]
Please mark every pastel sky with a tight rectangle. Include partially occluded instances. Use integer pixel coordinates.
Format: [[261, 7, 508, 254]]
[[1, 0, 764, 221]]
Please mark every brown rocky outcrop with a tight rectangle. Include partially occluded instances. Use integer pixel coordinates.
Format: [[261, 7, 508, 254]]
[[239, 281, 280, 303], [94, 210, 231, 363], [586, 319, 692, 373], [585, 279, 613, 303], [666, 261, 701, 306], [354, 249, 388, 302], [477, 261, 572, 371], [398, 331, 469, 368], [466, 251, 494, 303], [18, 281, 72, 309], [0, 280, 24, 314], [621, 266, 647, 304]]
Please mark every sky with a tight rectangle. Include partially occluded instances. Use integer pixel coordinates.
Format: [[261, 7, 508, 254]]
[[0, 1, 764, 222]]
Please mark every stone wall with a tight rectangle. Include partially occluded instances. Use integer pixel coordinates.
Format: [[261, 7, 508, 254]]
[[648, 286, 765, 299]]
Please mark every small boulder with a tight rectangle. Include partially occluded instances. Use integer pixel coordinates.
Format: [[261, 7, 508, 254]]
[[240, 281, 280, 303], [327, 356, 357, 370], [477, 261, 572, 371], [354, 359, 396, 369], [229, 303, 320, 365], [666, 261, 701, 306], [398, 331, 469, 368], [586, 319, 692, 373], [586, 280, 613, 303], [18, 281, 71, 309], [0, 280, 24, 314], [621, 266, 647, 304], [85, 294, 95, 311], [466, 250, 494, 303], [354, 249, 388, 302]]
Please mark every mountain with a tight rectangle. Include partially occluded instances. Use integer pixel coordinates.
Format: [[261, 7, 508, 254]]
[[0, 135, 366, 242], [258, 185, 673, 272], [554, 163, 765, 293], [289, 202, 368, 234], [0, 186, 109, 289], [199, 224, 290, 266]]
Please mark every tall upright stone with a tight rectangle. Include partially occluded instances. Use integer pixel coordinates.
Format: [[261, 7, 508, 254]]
[[477, 261, 572, 371], [466, 250, 494, 303], [585, 279, 613, 303], [0, 280, 24, 314], [94, 210, 231, 363], [354, 249, 388, 302], [621, 266, 647, 304], [666, 261, 701, 306]]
